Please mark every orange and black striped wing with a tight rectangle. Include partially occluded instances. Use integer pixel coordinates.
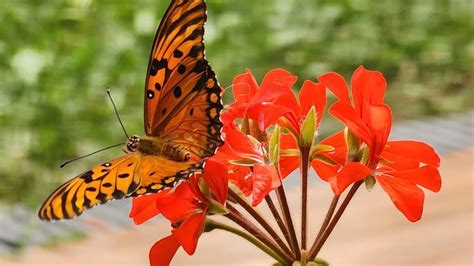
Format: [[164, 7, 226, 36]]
[[130, 155, 201, 196], [143, 0, 221, 135], [38, 154, 141, 221]]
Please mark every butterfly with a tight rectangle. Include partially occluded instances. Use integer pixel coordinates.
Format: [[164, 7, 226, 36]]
[[38, 0, 223, 221]]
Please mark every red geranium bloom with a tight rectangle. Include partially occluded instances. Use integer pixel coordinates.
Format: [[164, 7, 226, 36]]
[[314, 66, 442, 222], [214, 125, 281, 206], [223, 68, 297, 130], [276, 80, 327, 136], [129, 159, 228, 266]]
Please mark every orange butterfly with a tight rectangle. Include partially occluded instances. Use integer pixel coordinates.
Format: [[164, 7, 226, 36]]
[[38, 0, 223, 221]]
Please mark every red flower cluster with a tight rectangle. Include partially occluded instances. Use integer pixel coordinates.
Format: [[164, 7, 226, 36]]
[[130, 66, 442, 265], [130, 159, 228, 265]]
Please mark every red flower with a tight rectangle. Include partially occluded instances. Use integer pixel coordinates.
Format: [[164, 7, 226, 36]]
[[276, 80, 327, 136], [224, 69, 297, 130], [315, 66, 441, 222], [129, 159, 228, 265], [215, 125, 281, 206]]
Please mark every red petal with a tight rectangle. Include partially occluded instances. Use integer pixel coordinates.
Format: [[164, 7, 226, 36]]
[[155, 182, 198, 222], [332, 163, 371, 195], [253, 69, 297, 104], [377, 175, 424, 222], [247, 102, 292, 131], [351, 66, 387, 115], [217, 127, 263, 162], [149, 235, 180, 266], [318, 72, 351, 104], [329, 101, 372, 146], [279, 134, 299, 177], [367, 104, 392, 157], [384, 165, 441, 192], [129, 194, 162, 225], [228, 165, 253, 196], [298, 80, 327, 125], [319, 131, 347, 165], [280, 156, 300, 178], [383, 141, 440, 167], [232, 69, 258, 105], [172, 211, 207, 255], [251, 165, 281, 206], [203, 159, 229, 204], [311, 160, 340, 182]]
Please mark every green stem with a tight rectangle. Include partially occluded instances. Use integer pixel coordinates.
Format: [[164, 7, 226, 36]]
[[265, 195, 294, 252], [225, 204, 294, 263], [205, 218, 286, 265], [275, 169, 300, 259], [228, 189, 293, 257], [314, 195, 339, 244], [308, 181, 363, 259], [300, 147, 310, 250]]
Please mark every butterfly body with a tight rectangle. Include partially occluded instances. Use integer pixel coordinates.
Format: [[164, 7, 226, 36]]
[[38, 0, 223, 221], [132, 135, 191, 162]]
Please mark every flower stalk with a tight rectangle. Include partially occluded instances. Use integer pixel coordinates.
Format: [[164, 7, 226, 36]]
[[308, 181, 363, 259], [205, 218, 286, 264]]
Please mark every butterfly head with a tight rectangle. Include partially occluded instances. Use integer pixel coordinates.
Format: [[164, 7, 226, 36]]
[[126, 135, 141, 152]]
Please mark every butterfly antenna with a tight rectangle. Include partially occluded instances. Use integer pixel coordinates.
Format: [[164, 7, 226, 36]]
[[107, 87, 129, 138], [60, 142, 125, 168]]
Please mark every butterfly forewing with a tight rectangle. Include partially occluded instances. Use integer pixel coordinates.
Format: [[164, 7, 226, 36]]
[[144, 0, 221, 142], [39, 155, 141, 221]]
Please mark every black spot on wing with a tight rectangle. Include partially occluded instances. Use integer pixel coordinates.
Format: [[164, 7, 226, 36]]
[[174, 86, 182, 98], [150, 59, 168, 76], [118, 173, 130, 178]]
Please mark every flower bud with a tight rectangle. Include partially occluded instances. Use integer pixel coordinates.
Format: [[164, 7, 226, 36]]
[[300, 106, 316, 148]]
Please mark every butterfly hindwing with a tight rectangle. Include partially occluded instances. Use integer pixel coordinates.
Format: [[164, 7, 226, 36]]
[[130, 155, 201, 196], [38, 154, 141, 221]]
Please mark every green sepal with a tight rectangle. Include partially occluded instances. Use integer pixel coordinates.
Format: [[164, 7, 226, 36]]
[[360, 146, 370, 165], [208, 199, 228, 215], [269, 125, 281, 165], [309, 143, 335, 159], [198, 176, 211, 198], [311, 154, 338, 166], [364, 175, 376, 191], [344, 127, 361, 162], [229, 158, 262, 166], [280, 149, 300, 157], [300, 106, 316, 148]]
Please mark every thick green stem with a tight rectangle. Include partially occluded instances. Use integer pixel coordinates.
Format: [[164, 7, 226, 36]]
[[205, 218, 286, 265]]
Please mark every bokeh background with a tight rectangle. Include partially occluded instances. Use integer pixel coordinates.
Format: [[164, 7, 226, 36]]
[[0, 0, 472, 265]]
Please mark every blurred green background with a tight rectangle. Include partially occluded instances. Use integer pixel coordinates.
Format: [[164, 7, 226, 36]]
[[0, 0, 472, 207]]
